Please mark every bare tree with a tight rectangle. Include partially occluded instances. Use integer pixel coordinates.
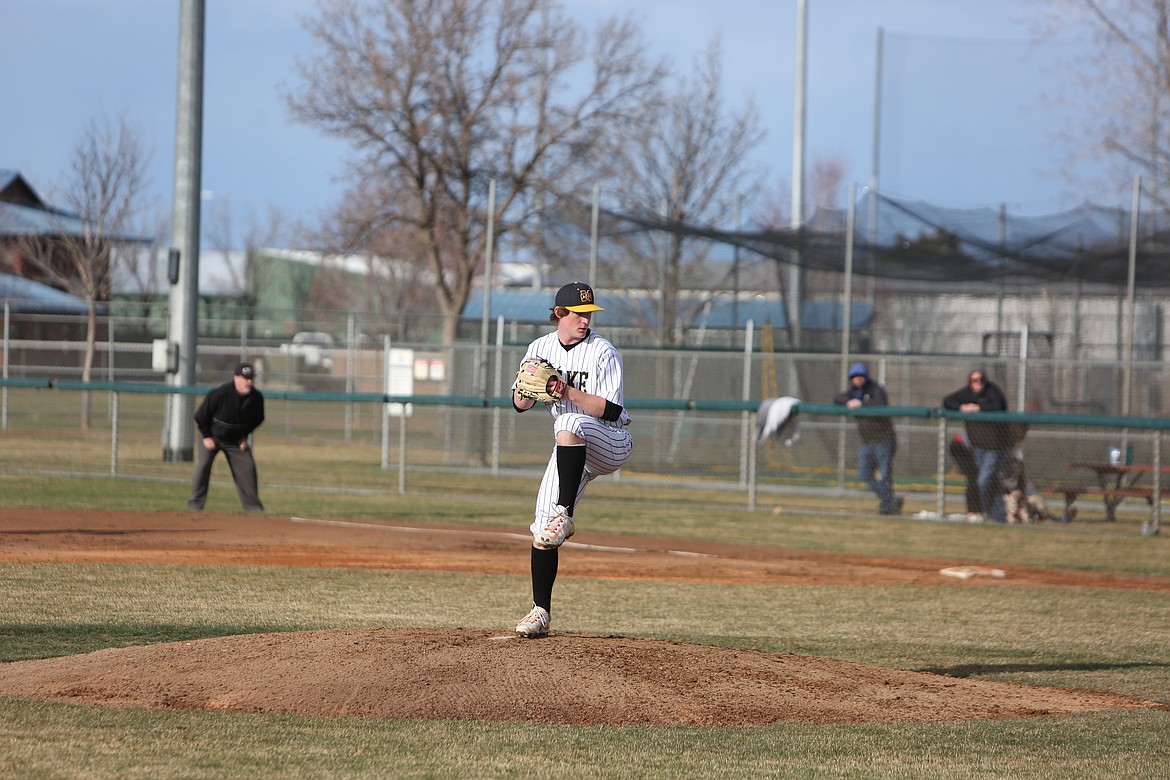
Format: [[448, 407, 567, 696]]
[[17, 115, 151, 428], [1035, 0, 1170, 208], [288, 0, 665, 344], [600, 36, 764, 345], [810, 158, 846, 213]]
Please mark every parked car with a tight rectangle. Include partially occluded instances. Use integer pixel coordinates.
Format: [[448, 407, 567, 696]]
[[279, 331, 335, 370]]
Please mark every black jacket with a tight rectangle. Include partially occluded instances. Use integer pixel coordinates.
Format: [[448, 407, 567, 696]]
[[942, 380, 1009, 450], [833, 379, 895, 443], [194, 381, 265, 442]]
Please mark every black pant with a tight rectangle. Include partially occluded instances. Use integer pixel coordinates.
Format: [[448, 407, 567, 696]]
[[187, 438, 264, 512], [949, 440, 980, 514]]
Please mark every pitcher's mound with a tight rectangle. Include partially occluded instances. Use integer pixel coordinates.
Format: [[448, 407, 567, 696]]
[[0, 628, 1158, 726]]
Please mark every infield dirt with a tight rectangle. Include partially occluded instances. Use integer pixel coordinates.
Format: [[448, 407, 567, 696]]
[[1, 508, 1165, 726]]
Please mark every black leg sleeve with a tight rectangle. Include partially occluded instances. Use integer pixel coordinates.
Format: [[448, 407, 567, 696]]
[[531, 546, 558, 613], [556, 444, 587, 515]]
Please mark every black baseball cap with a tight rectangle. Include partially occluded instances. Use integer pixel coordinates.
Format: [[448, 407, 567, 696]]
[[234, 362, 255, 379], [554, 281, 603, 313]]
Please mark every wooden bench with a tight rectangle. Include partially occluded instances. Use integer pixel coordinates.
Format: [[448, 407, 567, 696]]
[[1047, 485, 1156, 522]]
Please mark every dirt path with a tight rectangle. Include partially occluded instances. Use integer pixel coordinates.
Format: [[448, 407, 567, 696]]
[[0, 508, 1165, 725]]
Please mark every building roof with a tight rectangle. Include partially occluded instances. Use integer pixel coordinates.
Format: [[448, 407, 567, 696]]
[[0, 273, 106, 315], [0, 199, 91, 238], [463, 288, 873, 331], [0, 169, 151, 243], [0, 169, 44, 206]]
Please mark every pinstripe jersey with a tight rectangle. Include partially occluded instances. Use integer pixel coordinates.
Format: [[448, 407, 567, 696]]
[[519, 330, 631, 428], [517, 327, 632, 533]]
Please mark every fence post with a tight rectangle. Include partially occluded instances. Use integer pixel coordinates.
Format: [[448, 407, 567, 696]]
[[2, 301, 8, 431], [107, 319, 115, 421], [110, 391, 119, 476], [936, 415, 947, 519], [1153, 430, 1162, 536], [740, 319, 754, 489], [491, 315, 503, 476], [345, 314, 355, 444], [748, 430, 758, 513], [398, 406, 407, 495], [381, 336, 392, 470]]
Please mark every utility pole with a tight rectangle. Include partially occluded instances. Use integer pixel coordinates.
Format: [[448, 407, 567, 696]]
[[788, 0, 808, 349], [162, 0, 205, 462]]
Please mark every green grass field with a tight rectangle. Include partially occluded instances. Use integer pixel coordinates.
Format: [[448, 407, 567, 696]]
[[1, 472, 1169, 778]]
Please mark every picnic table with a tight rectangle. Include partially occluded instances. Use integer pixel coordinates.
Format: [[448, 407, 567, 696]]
[[1057, 462, 1170, 522]]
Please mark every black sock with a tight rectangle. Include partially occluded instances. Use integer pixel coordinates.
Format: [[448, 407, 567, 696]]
[[556, 444, 587, 515], [531, 546, 558, 612]]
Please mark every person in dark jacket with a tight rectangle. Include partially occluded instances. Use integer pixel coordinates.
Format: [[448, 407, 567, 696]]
[[186, 362, 266, 512], [942, 369, 1010, 523], [833, 362, 902, 515]]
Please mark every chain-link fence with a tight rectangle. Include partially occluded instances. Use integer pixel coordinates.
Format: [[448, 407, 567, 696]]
[[3, 359, 1168, 535]]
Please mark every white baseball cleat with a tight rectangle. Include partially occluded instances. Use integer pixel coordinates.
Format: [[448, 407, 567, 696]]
[[535, 505, 574, 549], [515, 605, 550, 638]]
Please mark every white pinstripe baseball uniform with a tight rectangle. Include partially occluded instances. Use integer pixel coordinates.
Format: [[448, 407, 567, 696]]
[[516, 329, 632, 536], [512, 281, 631, 638]]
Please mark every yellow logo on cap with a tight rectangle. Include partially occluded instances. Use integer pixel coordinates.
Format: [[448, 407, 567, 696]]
[[578, 288, 593, 304]]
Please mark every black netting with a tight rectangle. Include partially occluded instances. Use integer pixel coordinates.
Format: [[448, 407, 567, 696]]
[[548, 191, 1170, 288]]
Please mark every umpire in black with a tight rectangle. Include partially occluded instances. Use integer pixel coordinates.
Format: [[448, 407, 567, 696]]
[[186, 361, 266, 513]]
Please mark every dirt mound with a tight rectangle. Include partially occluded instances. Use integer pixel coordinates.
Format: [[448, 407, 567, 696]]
[[0, 627, 1156, 726]]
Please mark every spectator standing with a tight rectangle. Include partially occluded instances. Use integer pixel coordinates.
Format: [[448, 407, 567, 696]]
[[942, 369, 1010, 523], [833, 362, 902, 515]]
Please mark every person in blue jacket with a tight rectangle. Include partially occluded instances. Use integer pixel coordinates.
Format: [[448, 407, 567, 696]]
[[833, 362, 902, 516]]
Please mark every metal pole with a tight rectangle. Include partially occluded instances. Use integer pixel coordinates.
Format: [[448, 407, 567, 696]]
[[530, 0, 549, 292], [867, 26, 883, 300], [163, 0, 205, 462], [743, 319, 755, 499], [837, 184, 857, 490], [491, 314, 504, 476], [398, 402, 407, 495], [996, 204, 1006, 337], [657, 198, 668, 346], [1122, 175, 1140, 418], [1017, 324, 1028, 412], [2, 301, 9, 431], [110, 391, 119, 476], [840, 184, 856, 381], [589, 183, 600, 288], [345, 313, 355, 443], [732, 192, 742, 330], [108, 316, 115, 381], [788, 0, 808, 347], [107, 318, 115, 420], [381, 335, 391, 470], [936, 416, 947, 519], [1153, 430, 1162, 535], [480, 180, 496, 395]]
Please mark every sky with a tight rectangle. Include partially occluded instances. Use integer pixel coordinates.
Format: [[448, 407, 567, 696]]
[[0, 0, 1112, 245]]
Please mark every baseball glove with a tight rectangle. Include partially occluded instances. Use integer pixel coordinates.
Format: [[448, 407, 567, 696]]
[[515, 357, 567, 404]]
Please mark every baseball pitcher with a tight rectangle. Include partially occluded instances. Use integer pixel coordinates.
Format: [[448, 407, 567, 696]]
[[511, 282, 632, 638]]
